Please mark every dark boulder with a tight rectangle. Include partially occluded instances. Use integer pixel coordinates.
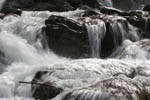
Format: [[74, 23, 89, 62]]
[[32, 71, 63, 100], [1, 8, 22, 16], [43, 15, 90, 58], [143, 5, 150, 12], [0, 13, 5, 19], [42, 7, 150, 58]]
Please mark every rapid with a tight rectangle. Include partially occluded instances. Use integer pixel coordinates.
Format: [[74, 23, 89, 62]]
[[0, 0, 150, 100]]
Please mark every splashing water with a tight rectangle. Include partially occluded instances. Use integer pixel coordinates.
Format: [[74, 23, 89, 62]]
[[0, 10, 88, 98], [0, 1, 150, 100]]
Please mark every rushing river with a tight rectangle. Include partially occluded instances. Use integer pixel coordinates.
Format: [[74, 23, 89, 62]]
[[0, 0, 150, 100]]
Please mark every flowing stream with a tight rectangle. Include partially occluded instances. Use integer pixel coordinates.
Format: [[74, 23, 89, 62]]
[[0, 0, 150, 100]]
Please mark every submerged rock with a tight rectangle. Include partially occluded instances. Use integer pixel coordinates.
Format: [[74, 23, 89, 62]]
[[32, 59, 150, 100], [32, 59, 137, 99], [32, 71, 63, 100]]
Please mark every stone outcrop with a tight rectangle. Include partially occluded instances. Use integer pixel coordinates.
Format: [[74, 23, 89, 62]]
[[143, 5, 150, 12], [43, 15, 90, 58], [1, 8, 22, 16], [43, 7, 149, 58]]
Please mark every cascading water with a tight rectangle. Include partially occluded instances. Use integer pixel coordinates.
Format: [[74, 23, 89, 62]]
[[85, 19, 106, 58], [0, 10, 76, 98], [0, 0, 150, 100], [98, 0, 113, 7]]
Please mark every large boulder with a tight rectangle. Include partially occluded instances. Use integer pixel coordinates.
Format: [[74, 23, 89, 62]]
[[42, 9, 142, 58], [42, 7, 150, 58], [1, 8, 22, 16], [43, 15, 90, 58], [143, 5, 150, 12]]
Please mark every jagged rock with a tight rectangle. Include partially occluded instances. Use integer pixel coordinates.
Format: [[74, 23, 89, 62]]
[[43, 15, 90, 58], [32, 71, 63, 100], [3, 0, 101, 11]]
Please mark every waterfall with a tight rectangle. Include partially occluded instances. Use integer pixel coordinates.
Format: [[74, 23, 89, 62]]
[[0, 11, 70, 98], [98, 0, 113, 7], [0, 0, 150, 100], [85, 19, 106, 58], [0, 0, 5, 10]]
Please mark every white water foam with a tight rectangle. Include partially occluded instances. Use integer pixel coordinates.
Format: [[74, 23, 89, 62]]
[[0, 10, 86, 98], [0, 2, 149, 100]]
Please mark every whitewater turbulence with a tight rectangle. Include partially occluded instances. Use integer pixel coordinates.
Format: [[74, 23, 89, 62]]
[[0, 0, 150, 100]]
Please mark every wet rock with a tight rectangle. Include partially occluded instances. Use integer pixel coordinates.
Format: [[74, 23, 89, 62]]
[[42, 7, 150, 58], [32, 71, 63, 100], [124, 11, 148, 31], [43, 15, 90, 58], [32, 59, 146, 100], [32, 59, 135, 89], [99, 7, 149, 35], [100, 6, 124, 15], [0, 13, 5, 19], [143, 5, 150, 12], [1, 8, 22, 16]]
